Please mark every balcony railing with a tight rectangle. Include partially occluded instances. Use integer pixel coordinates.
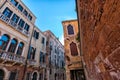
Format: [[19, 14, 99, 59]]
[[40, 63, 46, 68], [0, 49, 25, 64], [0, 13, 29, 36], [27, 59, 36, 66]]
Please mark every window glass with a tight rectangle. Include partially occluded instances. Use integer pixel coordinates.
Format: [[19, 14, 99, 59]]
[[33, 30, 39, 39], [8, 38, 17, 53], [26, 73, 31, 80], [11, 14, 19, 23], [41, 37, 45, 44], [18, 19, 25, 28], [40, 52, 45, 63], [28, 14, 32, 21], [39, 73, 43, 80], [70, 42, 78, 56], [18, 4, 23, 12], [10, 0, 18, 6], [32, 72, 37, 80], [9, 72, 17, 80], [0, 70, 4, 80], [27, 46, 36, 60], [0, 34, 10, 50], [3, 7, 13, 18], [36, 32, 39, 39], [67, 25, 74, 35], [23, 10, 28, 16], [16, 42, 24, 55], [24, 23, 30, 31], [40, 52, 43, 63]]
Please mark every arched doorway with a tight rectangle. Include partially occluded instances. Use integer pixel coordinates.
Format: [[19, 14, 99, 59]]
[[32, 72, 37, 80], [0, 69, 4, 80]]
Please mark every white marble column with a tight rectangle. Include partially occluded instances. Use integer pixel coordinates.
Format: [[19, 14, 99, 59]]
[[5, 38, 12, 52], [14, 41, 20, 54]]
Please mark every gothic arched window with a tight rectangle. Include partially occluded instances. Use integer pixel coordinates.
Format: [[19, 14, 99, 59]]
[[8, 38, 18, 53], [32, 72, 37, 80], [0, 34, 10, 50], [67, 25, 74, 35], [70, 42, 78, 56], [16, 42, 24, 55]]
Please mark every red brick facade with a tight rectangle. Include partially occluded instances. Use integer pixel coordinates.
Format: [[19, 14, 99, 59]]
[[76, 0, 120, 80]]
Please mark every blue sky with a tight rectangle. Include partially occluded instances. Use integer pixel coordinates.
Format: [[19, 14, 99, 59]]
[[22, 0, 77, 45]]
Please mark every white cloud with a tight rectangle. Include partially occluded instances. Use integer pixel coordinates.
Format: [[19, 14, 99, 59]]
[[59, 34, 64, 45]]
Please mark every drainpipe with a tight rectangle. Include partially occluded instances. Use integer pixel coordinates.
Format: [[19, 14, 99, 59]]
[[75, 0, 87, 80], [22, 25, 35, 80]]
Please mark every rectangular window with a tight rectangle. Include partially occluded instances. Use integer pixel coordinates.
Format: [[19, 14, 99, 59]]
[[36, 32, 39, 39], [41, 37, 45, 44], [50, 45, 52, 50], [55, 47, 57, 53], [24, 23, 30, 31], [23, 10, 28, 16], [18, 19, 25, 28], [10, 0, 18, 6], [40, 52, 43, 63], [26, 73, 31, 80], [39, 73, 43, 80], [33, 30, 39, 39], [27, 46, 36, 60], [11, 14, 19, 23], [50, 68, 52, 74], [3, 7, 13, 18], [28, 14, 32, 21], [9, 72, 17, 80], [40, 52, 45, 63], [18, 4, 23, 12], [32, 48, 36, 59]]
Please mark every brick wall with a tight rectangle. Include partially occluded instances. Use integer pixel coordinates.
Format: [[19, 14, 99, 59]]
[[76, 0, 120, 80]]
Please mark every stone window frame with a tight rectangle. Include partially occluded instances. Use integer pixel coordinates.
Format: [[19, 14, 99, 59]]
[[0, 34, 10, 50], [70, 42, 78, 56], [8, 38, 18, 53], [67, 24, 75, 35], [11, 13, 20, 23], [10, 0, 18, 6], [16, 42, 24, 55], [2, 7, 13, 18], [27, 46, 36, 60], [17, 4, 23, 12]]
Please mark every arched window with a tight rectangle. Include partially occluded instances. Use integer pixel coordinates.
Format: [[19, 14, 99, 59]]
[[70, 42, 78, 56], [8, 38, 18, 53], [16, 42, 24, 55], [0, 69, 4, 80], [32, 72, 37, 80], [0, 34, 10, 50], [67, 25, 74, 35]]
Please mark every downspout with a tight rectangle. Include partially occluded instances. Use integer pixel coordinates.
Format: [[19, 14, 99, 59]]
[[75, 0, 87, 79], [22, 25, 35, 80]]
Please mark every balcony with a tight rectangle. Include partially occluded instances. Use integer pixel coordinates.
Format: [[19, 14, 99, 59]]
[[0, 49, 25, 65], [40, 63, 46, 68], [0, 13, 29, 36], [27, 59, 36, 67]]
